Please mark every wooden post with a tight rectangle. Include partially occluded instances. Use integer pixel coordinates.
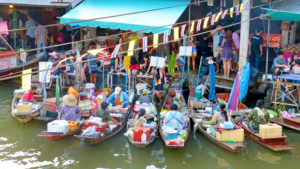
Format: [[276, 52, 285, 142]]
[[75, 42, 82, 88], [239, 0, 251, 71]]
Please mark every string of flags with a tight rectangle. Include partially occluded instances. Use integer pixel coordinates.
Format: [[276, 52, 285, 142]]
[[99, 1, 249, 61]]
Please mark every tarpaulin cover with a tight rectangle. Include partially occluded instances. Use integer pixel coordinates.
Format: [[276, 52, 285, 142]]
[[264, 8, 300, 22], [239, 63, 250, 102], [276, 73, 300, 81], [60, 0, 189, 33]]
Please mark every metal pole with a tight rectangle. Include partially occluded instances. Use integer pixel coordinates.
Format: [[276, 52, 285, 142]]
[[187, 3, 191, 72], [75, 42, 82, 89], [265, 0, 271, 79], [102, 51, 105, 90], [180, 48, 187, 96]]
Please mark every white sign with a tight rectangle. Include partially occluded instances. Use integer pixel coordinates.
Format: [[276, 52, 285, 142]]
[[20, 48, 26, 63], [39, 62, 52, 83], [179, 46, 193, 56], [150, 56, 165, 68]]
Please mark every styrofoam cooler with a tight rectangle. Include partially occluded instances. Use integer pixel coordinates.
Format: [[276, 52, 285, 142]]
[[47, 120, 69, 134]]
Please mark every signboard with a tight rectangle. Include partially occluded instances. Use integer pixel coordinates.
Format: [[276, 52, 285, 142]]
[[20, 48, 27, 63], [124, 56, 131, 70], [22, 69, 31, 91], [150, 56, 165, 69], [179, 46, 193, 56], [0, 21, 8, 35], [281, 21, 290, 31], [39, 62, 52, 83], [12, 10, 17, 34], [261, 33, 281, 48], [0, 51, 17, 70]]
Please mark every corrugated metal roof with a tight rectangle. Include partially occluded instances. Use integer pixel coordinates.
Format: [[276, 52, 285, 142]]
[[0, 0, 83, 8], [270, 0, 300, 14]]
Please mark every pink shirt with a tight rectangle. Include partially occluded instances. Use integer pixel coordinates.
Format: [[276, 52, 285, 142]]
[[22, 91, 34, 102]]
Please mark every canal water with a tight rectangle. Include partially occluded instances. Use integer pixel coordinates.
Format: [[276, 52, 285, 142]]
[[1, 81, 300, 169]]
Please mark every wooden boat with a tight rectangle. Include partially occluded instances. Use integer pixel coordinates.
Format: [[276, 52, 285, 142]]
[[0, 51, 41, 82], [11, 89, 43, 123], [75, 90, 135, 146], [35, 97, 61, 122], [188, 96, 245, 153], [220, 93, 293, 151], [159, 89, 191, 148], [270, 117, 300, 132], [126, 95, 158, 148], [37, 126, 82, 141]]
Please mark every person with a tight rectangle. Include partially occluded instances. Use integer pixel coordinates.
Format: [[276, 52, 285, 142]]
[[220, 30, 238, 78], [87, 42, 98, 86], [94, 102, 120, 124], [35, 22, 48, 59], [232, 28, 240, 72], [197, 30, 209, 59], [163, 104, 185, 132], [176, 52, 184, 78], [206, 25, 225, 73], [249, 27, 263, 70], [67, 85, 79, 99], [291, 59, 300, 74], [198, 103, 228, 125], [271, 51, 289, 76], [55, 29, 64, 50], [140, 90, 151, 104], [134, 108, 147, 126], [288, 54, 299, 70], [22, 86, 38, 104], [25, 15, 36, 48], [191, 39, 197, 72], [106, 87, 130, 108], [64, 56, 75, 85], [59, 95, 82, 121], [244, 100, 270, 132], [154, 70, 164, 104], [18, 14, 26, 47], [139, 54, 150, 82], [47, 51, 60, 88]]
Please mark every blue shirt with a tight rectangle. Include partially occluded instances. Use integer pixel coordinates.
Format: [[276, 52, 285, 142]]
[[272, 57, 286, 70], [67, 60, 75, 72], [87, 55, 98, 71]]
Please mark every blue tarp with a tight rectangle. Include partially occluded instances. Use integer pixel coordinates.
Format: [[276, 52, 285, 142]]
[[209, 64, 217, 101], [239, 63, 250, 102], [60, 0, 189, 33], [276, 73, 300, 81]]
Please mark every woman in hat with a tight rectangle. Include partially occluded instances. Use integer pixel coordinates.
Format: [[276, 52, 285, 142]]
[[59, 95, 82, 121], [106, 87, 130, 108]]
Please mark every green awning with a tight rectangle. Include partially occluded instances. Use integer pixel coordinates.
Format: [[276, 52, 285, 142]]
[[264, 8, 300, 22]]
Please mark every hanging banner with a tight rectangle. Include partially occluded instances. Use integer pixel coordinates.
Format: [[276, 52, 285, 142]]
[[174, 27, 179, 42], [163, 31, 169, 44], [22, 69, 32, 91], [128, 40, 135, 56], [39, 62, 52, 83], [150, 56, 165, 68], [111, 44, 121, 59], [143, 37, 148, 52], [196, 19, 202, 31], [124, 55, 131, 70], [261, 33, 281, 48], [235, 5, 240, 16], [221, 9, 229, 19], [20, 48, 27, 63], [181, 24, 186, 37], [190, 21, 195, 33], [179, 46, 193, 56], [203, 17, 210, 29], [215, 11, 223, 22], [153, 33, 159, 48], [211, 14, 216, 26], [230, 7, 234, 18]]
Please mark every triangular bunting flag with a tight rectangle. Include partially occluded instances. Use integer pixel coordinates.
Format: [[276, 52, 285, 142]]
[[240, 3, 244, 12], [143, 37, 148, 52], [190, 21, 195, 33], [196, 19, 202, 31], [221, 9, 228, 19], [181, 24, 187, 37], [203, 17, 210, 29], [163, 30, 169, 44], [153, 33, 159, 48], [174, 27, 179, 41], [128, 40, 135, 56], [211, 14, 216, 26], [111, 44, 121, 59], [215, 11, 223, 22], [235, 5, 240, 16], [230, 7, 234, 18]]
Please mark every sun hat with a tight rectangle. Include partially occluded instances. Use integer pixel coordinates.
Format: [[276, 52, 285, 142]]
[[49, 51, 58, 58], [63, 95, 77, 107], [114, 87, 122, 95]]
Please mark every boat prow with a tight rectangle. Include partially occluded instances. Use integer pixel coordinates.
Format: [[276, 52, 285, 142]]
[[37, 127, 82, 141]]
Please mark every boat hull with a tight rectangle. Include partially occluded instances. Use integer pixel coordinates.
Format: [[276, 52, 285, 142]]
[[37, 127, 82, 141]]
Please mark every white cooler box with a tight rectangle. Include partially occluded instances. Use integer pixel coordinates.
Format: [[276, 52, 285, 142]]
[[47, 120, 69, 134]]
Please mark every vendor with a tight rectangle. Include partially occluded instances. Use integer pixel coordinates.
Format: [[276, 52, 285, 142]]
[[163, 104, 185, 132], [244, 100, 270, 132], [140, 90, 151, 104], [68, 85, 79, 98], [271, 51, 290, 75], [106, 87, 130, 108], [22, 86, 38, 104], [198, 103, 228, 125], [94, 102, 120, 125], [59, 95, 82, 121], [134, 108, 147, 126]]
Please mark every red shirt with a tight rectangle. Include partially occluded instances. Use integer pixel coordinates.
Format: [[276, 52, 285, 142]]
[[22, 91, 34, 102], [56, 32, 64, 44]]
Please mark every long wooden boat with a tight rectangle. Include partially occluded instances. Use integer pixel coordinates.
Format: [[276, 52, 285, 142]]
[[0, 51, 41, 82], [188, 96, 245, 153], [75, 90, 135, 146], [11, 89, 43, 123], [126, 95, 158, 148], [159, 89, 191, 148], [35, 97, 61, 122], [37, 126, 82, 141], [220, 93, 293, 151], [270, 117, 300, 132]]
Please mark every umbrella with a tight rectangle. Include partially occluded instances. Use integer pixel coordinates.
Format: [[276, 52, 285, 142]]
[[227, 73, 240, 111], [209, 63, 217, 101], [239, 63, 250, 102]]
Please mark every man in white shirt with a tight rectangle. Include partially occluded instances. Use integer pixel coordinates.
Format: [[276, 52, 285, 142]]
[[35, 22, 48, 59], [25, 15, 35, 48]]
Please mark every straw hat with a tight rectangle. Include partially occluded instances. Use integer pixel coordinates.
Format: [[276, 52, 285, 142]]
[[114, 87, 122, 95], [63, 95, 77, 107]]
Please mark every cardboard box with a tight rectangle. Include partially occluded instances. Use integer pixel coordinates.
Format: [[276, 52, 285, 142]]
[[16, 103, 33, 113], [259, 123, 282, 138], [216, 128, 244, 142]]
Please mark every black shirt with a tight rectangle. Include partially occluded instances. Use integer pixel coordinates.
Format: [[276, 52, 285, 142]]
[[250, 34, 263, 55]]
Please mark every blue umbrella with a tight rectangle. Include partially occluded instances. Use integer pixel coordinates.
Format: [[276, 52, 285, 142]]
[[239, 63, 250, 102], [209, 63, 217, 101]]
